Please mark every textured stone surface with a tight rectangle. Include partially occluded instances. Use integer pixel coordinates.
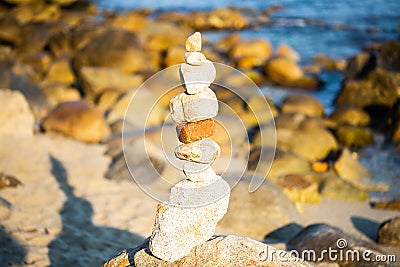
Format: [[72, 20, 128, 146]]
[[180, 61, 216, 94], [378, 217, 400, 247], [185, 51, 207, 65], [104, 235, 309, 267], [185, 32, 202, 52], [177, 118, 216, 143], [170, 88, 218, 124], [0, 89, 34, 136], [149, 178, 230, 263], [183, 162, 216, 182], [175, 138, 221, 164]]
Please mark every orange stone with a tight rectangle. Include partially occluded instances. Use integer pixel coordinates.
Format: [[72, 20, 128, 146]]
[[311, 162, 328, 172], [177, 118, 216, 143]]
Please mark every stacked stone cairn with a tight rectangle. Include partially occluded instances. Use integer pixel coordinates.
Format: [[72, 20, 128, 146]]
[[149, 32, 231, 263]]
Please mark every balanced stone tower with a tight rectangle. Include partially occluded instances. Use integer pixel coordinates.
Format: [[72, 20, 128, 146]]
[[149, 32, 230, 263]]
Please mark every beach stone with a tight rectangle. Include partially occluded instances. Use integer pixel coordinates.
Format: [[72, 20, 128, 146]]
[[170, 88, 218, 123], [149, 178, 230, 262], [288, 224, 384, 266], [230, 39, 272, 64], [43, 55, 75, 84], [318, 172, 369, 201], [183, 162, 216, 182], [378, 40, 400, 71], [336, 125, 373, 148], [0, 90, 34, 136], [185, 32, 201, 52], [273, 174, 320, 212], [215, 32, 241, 53], [312, 54, 346, 71], [219, 178, 301, 240], [0, 15, 21, 46], [186, 8, 248, 30], [104, 235, 308, 267], [184, 51, 207, 65], [74, 29, 152, 73], [277, 44, 300, 62], [110, 10, 149, 33], [385, 98, 400, 143], [281, 94, 324, 117], [276, 124, 338, 161], [177, 118, 216, 143], [371, 198, 400, 211], [175, 138, 221, 164], [265, 57, 304, 83], [274, 113, 323, 130], [40, 82, 81, 105], [41, 100, 111, 143], [165, 45, 186, 67], [180, 61, 216, 94], [328, 106, 371, 126], [78, 66, 143, 101], [377, 217, 400, 247]]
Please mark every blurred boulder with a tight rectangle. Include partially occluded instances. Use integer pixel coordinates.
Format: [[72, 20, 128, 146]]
[[0, 15, 21, 46], [230, 39, 272, 69], [335, 125, 373, 149], [43, 55, 75, 84], [281, 94, 324, 117], [312, 54, 346, 71], [265, 57, 304, 84], [377, 217, 400, 247], [186, 8, 248, 30], [328, 106, 370, 127], [0, 89, 34, 136], [41, 100, 110, 143], [277, 44, 300, 62]]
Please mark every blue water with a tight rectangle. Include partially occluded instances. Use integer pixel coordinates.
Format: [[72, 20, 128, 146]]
[[95, 0, 399, 111]]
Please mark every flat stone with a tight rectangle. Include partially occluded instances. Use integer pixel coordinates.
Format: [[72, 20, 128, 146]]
[[177, 118, 216, 143], [185, 32, 202, 52], [184, 51, 207, 65], [175, 138, 221, 164], [170, 88, 218, 124], [183, 162, 216, 182], [0, 89, 34, 136], [149, 178, 230, 262], [180, 61, 216, 94]]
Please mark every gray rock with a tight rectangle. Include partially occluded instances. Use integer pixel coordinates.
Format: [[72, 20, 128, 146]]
[[288, 223, 389, 267], [0, 90, 34, 136], [104, 235, 309, 267], [378, 217, 400, 247], [149, 178, 230, 262]]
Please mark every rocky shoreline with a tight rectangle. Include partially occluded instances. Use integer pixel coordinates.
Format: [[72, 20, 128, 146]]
[[0, 0, 399, 266]]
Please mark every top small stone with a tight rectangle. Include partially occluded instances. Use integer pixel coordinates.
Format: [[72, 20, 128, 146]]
[[186, 32, 202, 52]]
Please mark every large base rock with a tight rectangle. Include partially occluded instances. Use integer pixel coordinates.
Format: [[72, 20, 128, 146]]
[[104, 235, 309, 267], [149, 178, 230, 263]]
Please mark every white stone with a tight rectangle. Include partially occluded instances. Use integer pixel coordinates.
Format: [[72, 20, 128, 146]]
[[180, 61, 216, 95], [149, 177, 230, 262], [185, 52, 207, 66], [0, 90, 34, 136], [175, 138, 221, 164], [169, 88, 218, 124], [185, 32, 202, 52], [183, 162, 217, 182]]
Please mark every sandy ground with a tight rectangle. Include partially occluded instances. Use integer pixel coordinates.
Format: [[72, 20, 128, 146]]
[[0, 134, 398, 266]]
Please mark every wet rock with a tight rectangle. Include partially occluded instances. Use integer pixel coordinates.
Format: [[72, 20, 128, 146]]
[[186, 8, 249, 30], [218, 178, 301, 240], [74, 29, 152, 73], [43, 55, 75, 84], [78, 66, 143, 101], [104, 235, 308, 267], [377, 217, 400, 247], [41, 100, 111, 143], [265, 57, 304, 84], [335, 125, 373, 148], [312, 54, 346, 71], [281, 94, 324, 117], [277, 44, 300, 62], [328, 106, 371, 127], [230, 39, 272, 68], [288, 223, 385, 266], [319, 172, 369, 201], [0, 89, 34, 136]]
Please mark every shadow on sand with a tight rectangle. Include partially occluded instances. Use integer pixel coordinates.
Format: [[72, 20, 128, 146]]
[[48, 154, 144, 266]]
